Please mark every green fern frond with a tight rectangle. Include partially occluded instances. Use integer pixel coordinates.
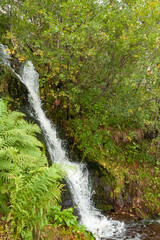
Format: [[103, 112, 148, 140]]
[[0, 147, 19, 164], [0, 172, 10, 181], [0, 137, 3, 145], [0, 100, 66, 240], [0, 100, 7, 117], [0, 136, 42, 154], [16, 134, 43, 147], [0, 138, 16, 148], [21, 122, 41, 135], [0, 160, 14, 171], [29, 165, 64, 201], [7, 111, 25, 123], [0, 193, 9, 215], [4, 128, 34, 137], [9, 164, 64, 238], [20, 147, 44, 161]]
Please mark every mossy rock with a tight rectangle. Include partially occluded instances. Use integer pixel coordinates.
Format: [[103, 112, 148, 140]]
[[87, 161, 116, 212], [0, 64, 28, 109], [99, 204, 114, 212]]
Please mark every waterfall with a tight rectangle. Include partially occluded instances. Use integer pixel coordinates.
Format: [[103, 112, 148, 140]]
[[0, 46, 125, 239]]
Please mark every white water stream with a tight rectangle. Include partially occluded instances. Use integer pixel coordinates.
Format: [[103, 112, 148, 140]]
[[0, 45, 125, 239]]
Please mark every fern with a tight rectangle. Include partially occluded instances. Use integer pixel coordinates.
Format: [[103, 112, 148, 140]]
[[9, 165, 64, 239], [0, 99, 7, 117], [0, 193, 9, 215], [0, 160, 15, 171], [0, 100, 65, 239]]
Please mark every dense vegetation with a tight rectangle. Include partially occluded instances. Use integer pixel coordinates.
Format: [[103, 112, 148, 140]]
[[0, 0, 160, 236], [0, 100, 93, 239]]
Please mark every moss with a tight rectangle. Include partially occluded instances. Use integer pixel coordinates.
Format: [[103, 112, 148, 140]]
[[99, 204, 114, 212], [0, 64, 28, 109]]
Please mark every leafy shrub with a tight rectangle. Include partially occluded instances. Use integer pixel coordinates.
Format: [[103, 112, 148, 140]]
[[48, 204, 78, 228]]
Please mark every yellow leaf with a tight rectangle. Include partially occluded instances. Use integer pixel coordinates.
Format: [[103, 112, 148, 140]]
[[128, 109, 133, 113]]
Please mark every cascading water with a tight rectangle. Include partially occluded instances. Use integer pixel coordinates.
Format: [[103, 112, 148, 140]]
[[0, 45, 125, 239], [20, 61, 125, 239]]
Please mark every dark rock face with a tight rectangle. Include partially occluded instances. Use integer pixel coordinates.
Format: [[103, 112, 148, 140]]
[[61, 183, 74, 209], [61, 183, 80, 220], [0, 64, 28, 108], [87, 161, 116, 213]]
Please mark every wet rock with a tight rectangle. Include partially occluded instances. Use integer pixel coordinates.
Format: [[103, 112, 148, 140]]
[[87, 161, 116, 213]]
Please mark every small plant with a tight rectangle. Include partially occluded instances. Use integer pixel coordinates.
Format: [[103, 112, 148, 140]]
[[48, 204, 78, 228]]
